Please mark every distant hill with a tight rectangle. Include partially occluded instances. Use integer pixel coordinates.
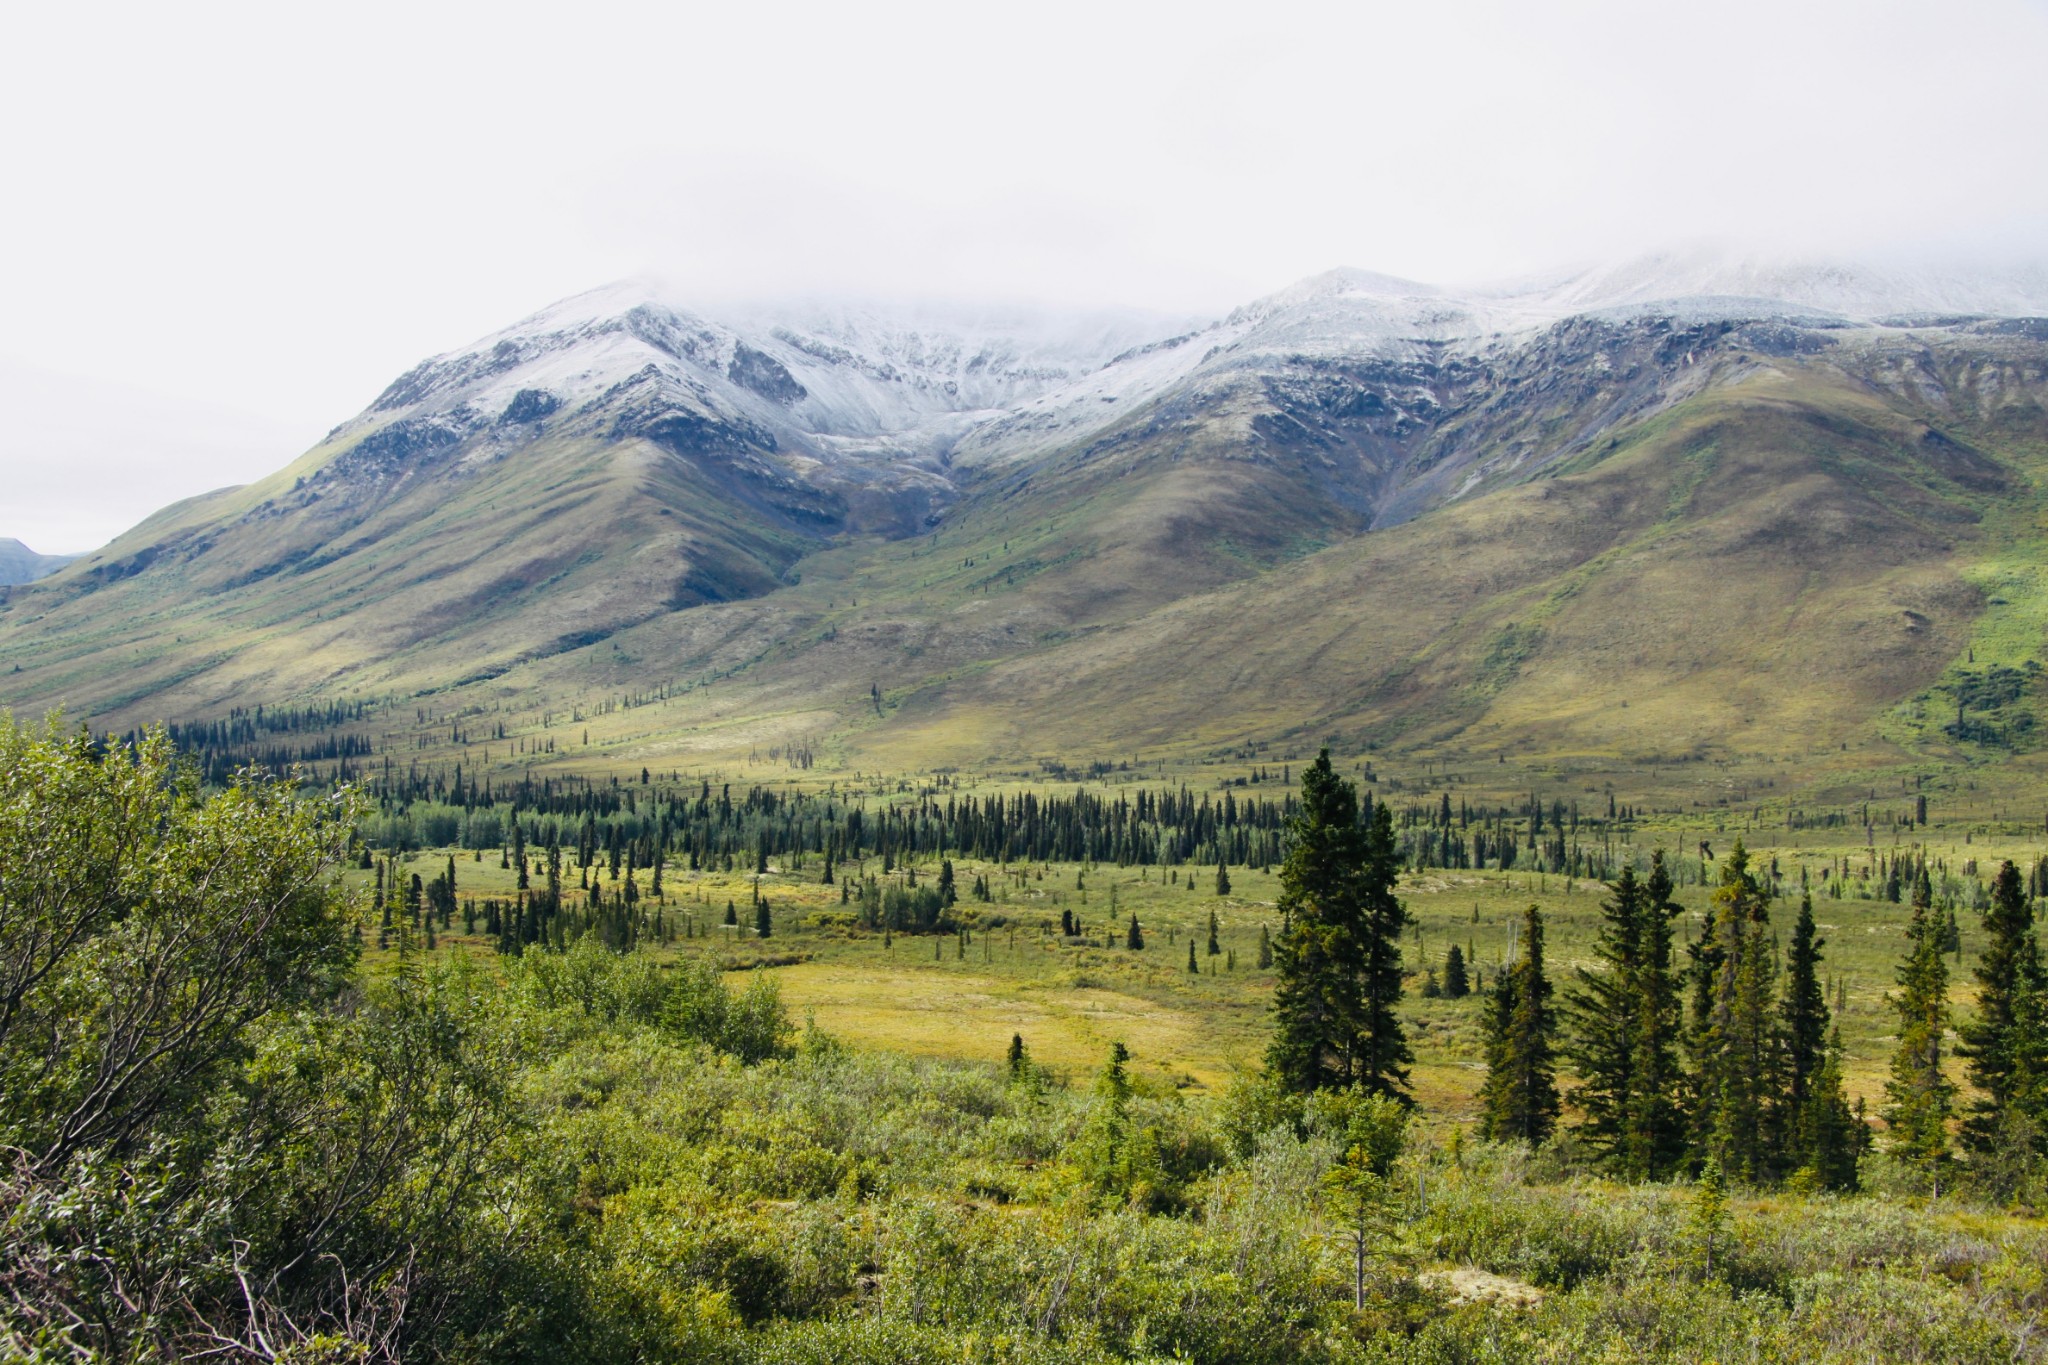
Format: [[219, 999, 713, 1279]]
[[0, 539, 75, 585], [4, 250, 2047, 793]]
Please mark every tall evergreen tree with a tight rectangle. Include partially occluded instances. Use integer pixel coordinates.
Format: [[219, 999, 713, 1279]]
[[1884, 867, 1956, 1191], [1959, 860, 2045, 1153], [1623, 852, 1688, 1179], [1773, 888, 1863, 1187], [1355, 800, 1414, 1098], [1564, 865, 1646, 1163], [1268, 750, 1411, 1098], [1691, 842, 1787, 1181], [1783, 891, 1829, 1116], [1478, 904, 1560, 1145]]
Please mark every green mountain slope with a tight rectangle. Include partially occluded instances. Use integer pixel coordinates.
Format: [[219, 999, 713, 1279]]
[[3, 284, 2046, 798]]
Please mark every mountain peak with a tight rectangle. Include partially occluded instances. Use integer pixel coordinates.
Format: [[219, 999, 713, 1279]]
[[0, 539, 75, 586]]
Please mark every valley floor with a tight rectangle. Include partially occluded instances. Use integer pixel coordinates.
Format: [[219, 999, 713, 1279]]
[[375, 813, 2042, 1125]]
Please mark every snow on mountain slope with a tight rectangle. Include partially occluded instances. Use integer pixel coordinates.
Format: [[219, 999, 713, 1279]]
[[339, 279, 1189, 477], [1197, 250, 2048, 368], [311, 249, 2048, 497], [1524, 247, 2048, 324], [948, 320, 1251, 468]]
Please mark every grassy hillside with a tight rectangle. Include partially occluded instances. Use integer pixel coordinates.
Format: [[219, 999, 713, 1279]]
[[3, 321, 2047, 816], [339, 335, 2039, 808]]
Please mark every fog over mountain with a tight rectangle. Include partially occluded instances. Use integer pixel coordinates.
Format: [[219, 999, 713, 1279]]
[[5, 0, 2045, 554]]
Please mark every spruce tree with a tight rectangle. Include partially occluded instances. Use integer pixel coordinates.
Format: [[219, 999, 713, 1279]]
[[1188, 939, 1198, 974], [1215, 864, 1231, 896], [1772, 889, 1863, 1188], [1564, 865, 1646, 1165], [1623, 852, 1688, 1179], [1443, 942, 1470, 999], [1478, 904, 1560, 1145], [1355, 799, 1414, 1098], [1126, 914, 1144, 950], [1268, 751, 1412, 1099], [1207, 910, 1221, 956], [1690, 1157, 1730, 1281], [1884, 867, 1956, 1191], [1258, 924, 1273, 970], [1783, 891, 1828, 1117], [1691, 841, 1787, 1182], [755, 899, 772, 939], [1269, 751, 1368, 1092], [1794, 1026, 1865, 1191], [1959, 860, 2047, 1152]]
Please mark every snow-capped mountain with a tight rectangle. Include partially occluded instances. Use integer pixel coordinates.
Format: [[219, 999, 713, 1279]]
[[304, 249, 2048, 498], [1522, 247, 2048, 325], [9, 246, 2048, 735], [334, 279, 1191, 494]]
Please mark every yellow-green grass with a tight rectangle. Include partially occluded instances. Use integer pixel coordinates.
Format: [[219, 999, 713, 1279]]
[[356, 819, 2040, 1128]]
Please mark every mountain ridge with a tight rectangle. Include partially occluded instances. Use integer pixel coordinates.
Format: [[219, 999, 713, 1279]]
[[4, 249, 2048, 796], [0, 539, 74, 586]]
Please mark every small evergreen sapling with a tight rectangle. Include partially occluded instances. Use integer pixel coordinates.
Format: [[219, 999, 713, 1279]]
[[1690, 1157, 1730, 1282], [1320, 1092, 1408, 1310]]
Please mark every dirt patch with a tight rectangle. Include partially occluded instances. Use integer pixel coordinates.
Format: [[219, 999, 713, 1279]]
[[1418, 1266, 1544, 1308]]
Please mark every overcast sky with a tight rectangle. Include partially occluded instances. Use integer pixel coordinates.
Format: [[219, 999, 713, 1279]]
[[3, 0, 2045, 554]]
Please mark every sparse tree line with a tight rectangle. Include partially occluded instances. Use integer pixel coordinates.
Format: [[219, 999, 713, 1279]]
[[151, 706, 2021, 901], [354, 779, 1307, 869]]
